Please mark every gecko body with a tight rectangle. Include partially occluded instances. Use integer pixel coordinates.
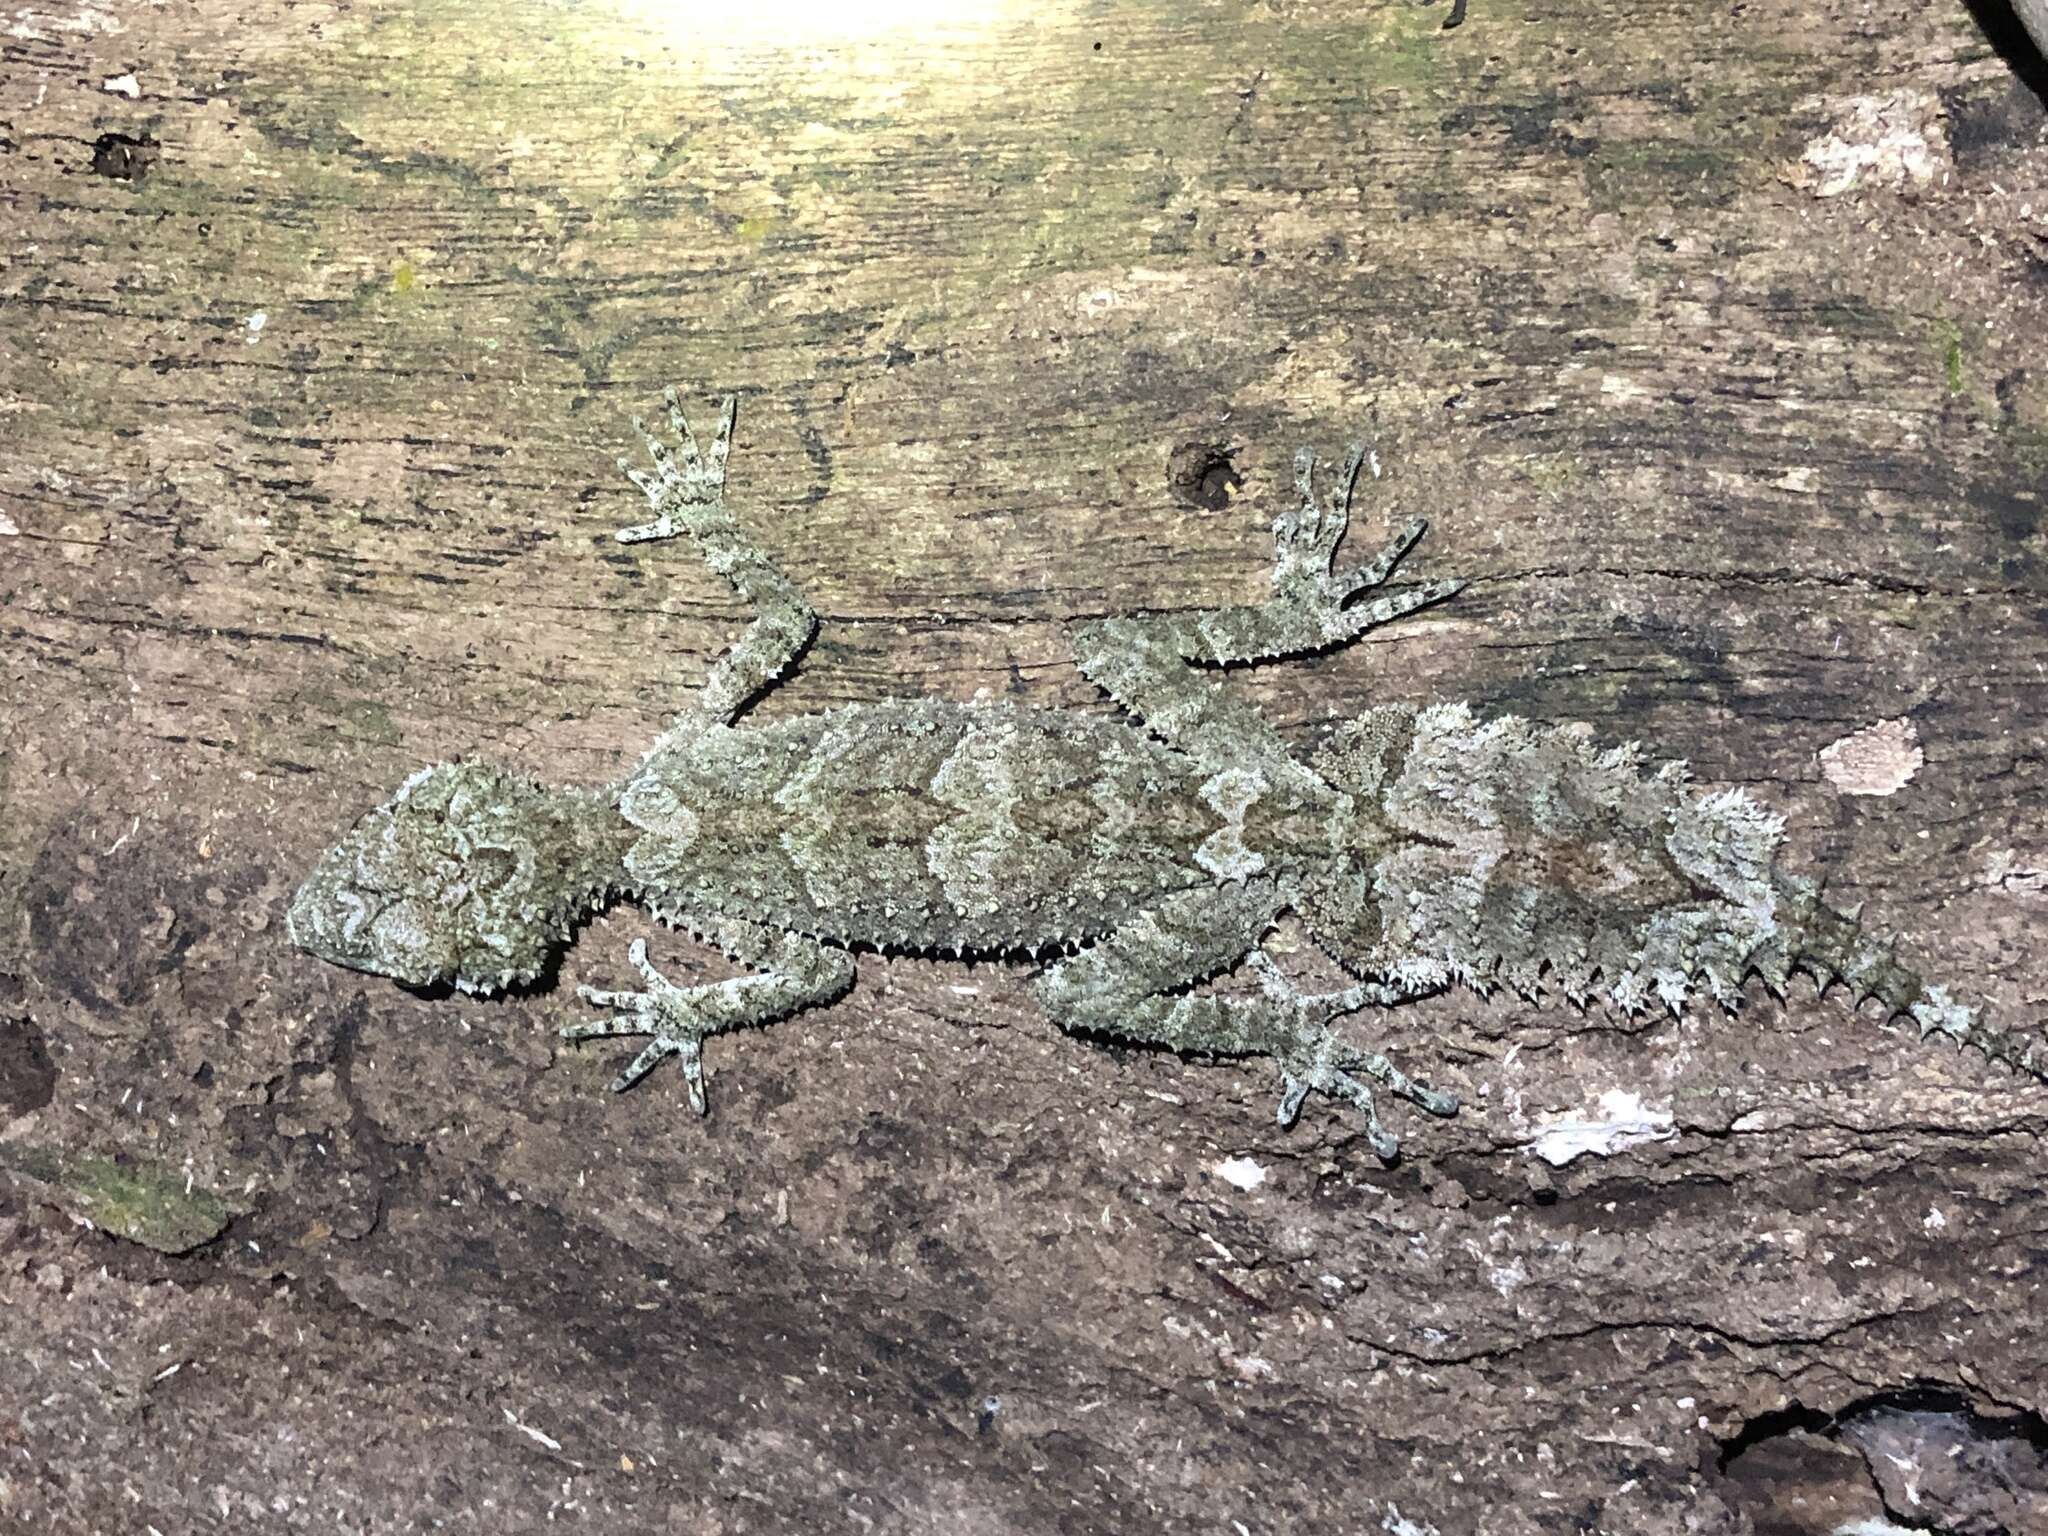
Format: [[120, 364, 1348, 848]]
[[287, 392, 2043, 1156]]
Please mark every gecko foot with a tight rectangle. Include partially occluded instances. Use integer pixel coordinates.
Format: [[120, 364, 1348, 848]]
[[563, 938, 721, 1113], [615, 389, 737, 545], [1254, 965, 1458, 1157], [1274, 442, 1465, 643]]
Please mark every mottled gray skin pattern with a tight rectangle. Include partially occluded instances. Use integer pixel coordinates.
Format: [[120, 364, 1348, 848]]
[[288, 392, 2046, 1157]]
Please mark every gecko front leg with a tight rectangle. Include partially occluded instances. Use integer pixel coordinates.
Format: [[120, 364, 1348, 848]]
[[564, 918, 854, 1113], [619, 390, 817, 726], [1070, 438, 1463, 773], [1035, 882, 1458, 1157]]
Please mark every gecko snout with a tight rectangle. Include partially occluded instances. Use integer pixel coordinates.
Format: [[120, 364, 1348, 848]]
[[285, 821, 454, 988], [287, 759, 596, 994]]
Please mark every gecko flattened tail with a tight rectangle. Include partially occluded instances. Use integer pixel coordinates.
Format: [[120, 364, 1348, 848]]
[[1773, 879, 2046, 1083], [1298, 702, 2046, 1086]]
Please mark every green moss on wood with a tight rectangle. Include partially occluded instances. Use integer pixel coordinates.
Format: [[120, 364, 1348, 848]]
[[3, 1148, 232, 1254]]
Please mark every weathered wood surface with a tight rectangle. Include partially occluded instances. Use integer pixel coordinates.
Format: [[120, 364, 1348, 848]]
[[4, 2, 2047, 1531]]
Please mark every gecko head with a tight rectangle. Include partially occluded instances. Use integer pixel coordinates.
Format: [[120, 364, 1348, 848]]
[[288, 760, 614, 995]]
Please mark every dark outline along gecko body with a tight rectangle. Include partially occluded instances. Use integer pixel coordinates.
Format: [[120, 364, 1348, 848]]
[[287, 392, 2046, 1157]]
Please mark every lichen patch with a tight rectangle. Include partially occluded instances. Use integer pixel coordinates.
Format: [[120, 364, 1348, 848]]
[[1819, 718, 1923, 797], [1985, 849, 2047, 902], [1212, 1155, 1267, 1191], [1792, 90, 1948, 198], [1526, 1089, 1676, 1166]]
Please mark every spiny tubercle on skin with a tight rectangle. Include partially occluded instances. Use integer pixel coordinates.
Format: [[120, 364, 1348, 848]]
[[286, 391, 2042, 1158]]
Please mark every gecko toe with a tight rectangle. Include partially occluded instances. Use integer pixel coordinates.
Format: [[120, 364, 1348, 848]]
[[1327, 1071, 1401, 1159], [1274, 1073, 1313, 1128], [609, 1036, 683, 1093], [1415, 1084, 1460, 1117]]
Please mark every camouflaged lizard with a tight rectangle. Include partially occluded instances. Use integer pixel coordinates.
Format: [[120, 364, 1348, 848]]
[[286, 392, 2046, 1157]]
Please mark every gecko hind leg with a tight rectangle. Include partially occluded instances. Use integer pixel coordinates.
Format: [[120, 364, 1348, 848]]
[[1248, 978, 1457, 1157], [1143, 435, 1467, 662], [1242, 952, 1459, 1152], [1036, 883, 1458, 1158], [564, 925, 854, 1114], [1270, 1009, 1460, 1158]]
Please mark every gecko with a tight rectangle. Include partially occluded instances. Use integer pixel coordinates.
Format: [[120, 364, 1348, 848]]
[[286, 390, 2045, 1158]]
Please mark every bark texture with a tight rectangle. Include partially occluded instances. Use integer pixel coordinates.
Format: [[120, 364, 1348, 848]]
[[3, 2, 2048, 1532]]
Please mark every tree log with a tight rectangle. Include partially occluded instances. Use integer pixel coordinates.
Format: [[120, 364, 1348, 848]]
[[3, 2, 2046, 1530]]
